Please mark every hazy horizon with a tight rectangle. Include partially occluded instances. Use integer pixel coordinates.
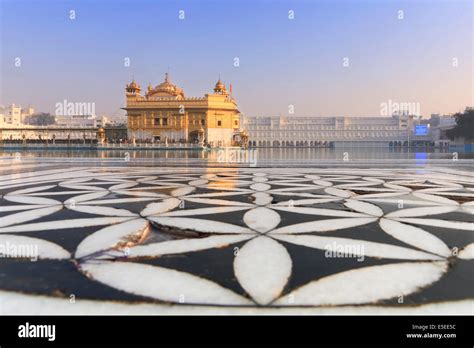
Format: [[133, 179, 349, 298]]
[[1, 0, 472, 118]]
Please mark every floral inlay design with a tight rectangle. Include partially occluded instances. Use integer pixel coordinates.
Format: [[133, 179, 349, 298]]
[[0, 165, 472, 313]]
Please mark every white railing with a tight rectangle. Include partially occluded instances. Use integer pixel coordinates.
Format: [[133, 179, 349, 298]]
[[97, 143, 204, 149]]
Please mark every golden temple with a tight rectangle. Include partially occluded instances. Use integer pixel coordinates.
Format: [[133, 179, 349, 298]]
[[123, 73, 240, 147]]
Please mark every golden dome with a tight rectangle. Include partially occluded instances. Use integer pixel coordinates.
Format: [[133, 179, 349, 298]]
[[215, 79, 224, 88], [148, 73, 184, 98], [126, 78, 141, 93], [214, 78, 227, 94]]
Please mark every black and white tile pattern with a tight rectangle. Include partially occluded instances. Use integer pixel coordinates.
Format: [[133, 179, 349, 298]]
[[0, 165, 472, 314]]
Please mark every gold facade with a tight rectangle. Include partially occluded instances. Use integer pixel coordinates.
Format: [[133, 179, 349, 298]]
[[123, 74, 240, 147]]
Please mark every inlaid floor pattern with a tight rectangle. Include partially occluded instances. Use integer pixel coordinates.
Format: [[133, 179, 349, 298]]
[[0, 165, 472, 314]]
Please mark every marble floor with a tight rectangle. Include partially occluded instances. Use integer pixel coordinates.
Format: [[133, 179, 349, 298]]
[[0, 164, 472, 314]]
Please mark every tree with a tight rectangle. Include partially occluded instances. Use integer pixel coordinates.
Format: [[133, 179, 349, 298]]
[[24, 113, 56, 126], [446, 109, 474, 142]]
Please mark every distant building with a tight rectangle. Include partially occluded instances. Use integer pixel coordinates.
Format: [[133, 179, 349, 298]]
[[55, 114, 106, 128], [102, 115, 127, 127], [123, 73, 240, 146], [0, 104, 34, 126], [1, 106, 101, 142], [242, 114, 446, 147]]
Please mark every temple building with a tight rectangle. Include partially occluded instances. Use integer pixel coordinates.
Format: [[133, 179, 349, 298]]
[[123, 74, 240, 147]]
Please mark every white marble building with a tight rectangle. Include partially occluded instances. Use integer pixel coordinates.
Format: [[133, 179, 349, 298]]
[[242, 115, 438, 147], [55, 114, 107, 128], [0, 104, 35, 126]]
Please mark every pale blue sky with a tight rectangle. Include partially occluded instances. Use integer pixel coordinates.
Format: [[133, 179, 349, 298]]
[[1, 0, 472, 117]]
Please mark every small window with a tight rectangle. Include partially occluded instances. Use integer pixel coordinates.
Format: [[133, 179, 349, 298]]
[[162, 118, 168, 126], [201, 119, 205, 126], [217, 120, 222, 127], [154, 118, 160, 126], [234, 120, 238, 126]]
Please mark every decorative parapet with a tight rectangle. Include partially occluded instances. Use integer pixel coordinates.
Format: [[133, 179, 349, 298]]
[[125, 98, 238, 110], [126, 100, 209, 108]]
